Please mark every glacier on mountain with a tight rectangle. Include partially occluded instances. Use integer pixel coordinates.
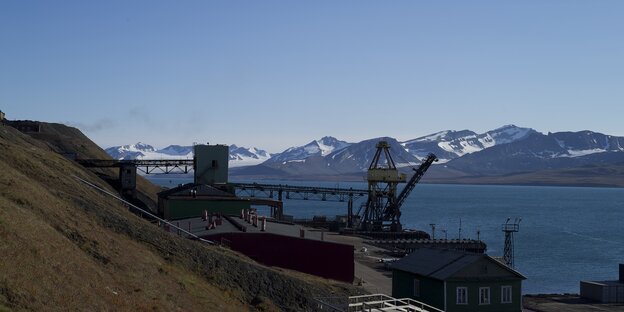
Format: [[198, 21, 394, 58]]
[[401, 125, 535, 161], [105, 143, 271, 167]]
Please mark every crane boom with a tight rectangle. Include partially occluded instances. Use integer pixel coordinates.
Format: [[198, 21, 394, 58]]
[[385, 153, 438, 220]]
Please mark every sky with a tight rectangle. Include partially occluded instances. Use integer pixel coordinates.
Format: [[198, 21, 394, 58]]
[[1, 1, 624, 153]]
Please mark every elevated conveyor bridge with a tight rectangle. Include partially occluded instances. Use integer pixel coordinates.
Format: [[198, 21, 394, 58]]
[[77, 159, 194, 174], [231, 182, 368, 225]]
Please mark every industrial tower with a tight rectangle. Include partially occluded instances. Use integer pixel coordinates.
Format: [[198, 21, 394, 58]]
[[359, 141, 437, 232], [361, 141, 406, 231], [502, 218, 521, 268]]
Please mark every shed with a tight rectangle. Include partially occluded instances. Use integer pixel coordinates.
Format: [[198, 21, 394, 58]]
[[391, 248, 526, 312], [580, 263, 624, 303], [158, 183, 250, 220]]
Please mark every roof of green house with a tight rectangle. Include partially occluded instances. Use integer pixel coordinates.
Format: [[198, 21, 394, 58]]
[[158, 183, 235, 198], [390, 247, 526, 281]]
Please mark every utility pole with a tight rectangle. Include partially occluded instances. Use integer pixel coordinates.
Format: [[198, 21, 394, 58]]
[[458, 218, 462, 240], [429, 223, 436, 240]]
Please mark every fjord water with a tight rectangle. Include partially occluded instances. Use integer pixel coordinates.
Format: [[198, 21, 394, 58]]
[[148, 176, 624, 295]]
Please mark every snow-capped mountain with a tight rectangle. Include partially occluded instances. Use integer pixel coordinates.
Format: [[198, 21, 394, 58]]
[[105, 142, 159, 160], [445, 130, 624, 175], [401, 125, 536, 163], [551, 131, 624, 157], [326, 137, 421, 172], [228, 145, 272, 167], [105, 143, 271, 168], [158, 145, 193, 156], [266, 136, 351, 164], [107, 126, 624, 183], [252, 137, 421, 177], [232, 126, 624, 181]]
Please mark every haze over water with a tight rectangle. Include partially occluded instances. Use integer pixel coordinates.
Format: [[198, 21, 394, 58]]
[[149, 176, 624, 294]]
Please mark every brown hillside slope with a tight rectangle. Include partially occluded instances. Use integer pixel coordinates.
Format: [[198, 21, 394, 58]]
[[25, 122, 162, 207], [0, 124, 356, 311]]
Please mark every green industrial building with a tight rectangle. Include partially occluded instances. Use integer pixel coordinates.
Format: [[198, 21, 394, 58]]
[[158, 183, 250, 220], [194, 144, 229, 185], [391, 248, 526, 312], [156, 144, 251, 220]]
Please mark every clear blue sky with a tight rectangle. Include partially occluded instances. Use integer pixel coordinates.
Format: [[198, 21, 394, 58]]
[[2, 1, 623, 152]]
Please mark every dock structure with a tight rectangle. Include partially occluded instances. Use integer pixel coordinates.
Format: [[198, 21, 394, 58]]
[[366, 238, 487, 254]]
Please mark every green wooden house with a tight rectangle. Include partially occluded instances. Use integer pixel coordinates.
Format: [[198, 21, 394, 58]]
[[391, 248, 526, 312]]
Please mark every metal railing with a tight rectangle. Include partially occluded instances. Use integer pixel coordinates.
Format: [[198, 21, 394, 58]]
[[76, 159, 194, 174], [315, 294, 444, 312], [73, 175, 214, 245], [348, 294, 444, 312]]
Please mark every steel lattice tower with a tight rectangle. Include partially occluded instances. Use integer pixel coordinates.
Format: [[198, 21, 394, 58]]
[[502, 218, 521, 268], [360, 141, 406, 231]]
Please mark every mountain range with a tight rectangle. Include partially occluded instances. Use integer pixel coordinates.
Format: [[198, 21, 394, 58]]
[[105, 143, 271, 167], [105, 125, 624, 186]]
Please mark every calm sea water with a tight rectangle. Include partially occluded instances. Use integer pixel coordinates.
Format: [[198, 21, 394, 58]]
[[147, 175, 624, 295]]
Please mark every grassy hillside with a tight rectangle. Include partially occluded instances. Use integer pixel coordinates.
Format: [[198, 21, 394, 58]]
[[27, 122, 162, 208], [0, 123, 356, 311]]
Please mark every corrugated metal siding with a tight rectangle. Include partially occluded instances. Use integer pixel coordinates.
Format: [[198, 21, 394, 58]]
[[581, 281, 624, 303]]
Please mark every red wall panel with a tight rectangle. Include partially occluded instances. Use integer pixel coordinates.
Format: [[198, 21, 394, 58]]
[[202, 232, 354, 283]]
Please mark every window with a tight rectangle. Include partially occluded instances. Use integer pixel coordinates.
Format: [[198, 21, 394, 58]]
[[479, 287, 490, 305], [412, 279, 420, 297], [456, 287, 467, 305], [501, 285, 512, 303]]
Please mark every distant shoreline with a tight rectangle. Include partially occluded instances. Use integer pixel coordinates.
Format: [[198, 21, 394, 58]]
[[144, 174, 624, 189]]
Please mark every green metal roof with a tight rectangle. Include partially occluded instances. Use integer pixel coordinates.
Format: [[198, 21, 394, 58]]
[[390, 247, 526, 281]]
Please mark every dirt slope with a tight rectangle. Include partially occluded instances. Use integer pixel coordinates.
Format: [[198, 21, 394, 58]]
[[27, 122, 162, 207], [0, 123, 356, 311]]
